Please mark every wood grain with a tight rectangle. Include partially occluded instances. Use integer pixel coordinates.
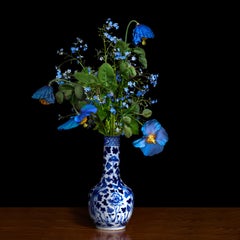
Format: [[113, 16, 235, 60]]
[[0, 207, 239, 239]]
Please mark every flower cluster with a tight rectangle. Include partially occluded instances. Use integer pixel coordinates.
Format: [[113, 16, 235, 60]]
[[32, 18, 168, 156]]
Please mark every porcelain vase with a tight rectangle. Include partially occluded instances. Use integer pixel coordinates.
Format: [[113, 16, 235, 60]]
[[88, 135, 134, 230]]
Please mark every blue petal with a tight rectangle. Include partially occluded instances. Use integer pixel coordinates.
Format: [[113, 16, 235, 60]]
[[74, 114, 87, 123], [132, 138, 146, 148], [132, 24, 155, 45], [141, 119, 161, 135], [156, 127, 169, 146], [32, 85, 55, 104], [57, 117, 79, 130], [81, 104, 98, 114], [141, 143, 165, 156], [133, 119, 168, 156], [74, 104, 97, 123]]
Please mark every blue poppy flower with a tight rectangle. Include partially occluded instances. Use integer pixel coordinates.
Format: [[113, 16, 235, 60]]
[[57, 117, 80, 130], [57, 104, 98, 131], [74, 104, 98, 123], [32, 85, 55, 105], [132, 119, 168, 156], [132, 24, 155, 45]]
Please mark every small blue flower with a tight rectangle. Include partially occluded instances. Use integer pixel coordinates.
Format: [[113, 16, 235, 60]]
[[32, 85, 55, 105], [132, 119, 168, 156], [32, 18, 167, 154], [132, 24, 155, 45]]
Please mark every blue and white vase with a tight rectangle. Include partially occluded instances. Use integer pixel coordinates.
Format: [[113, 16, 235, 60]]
[[88, 135, 134, 230]]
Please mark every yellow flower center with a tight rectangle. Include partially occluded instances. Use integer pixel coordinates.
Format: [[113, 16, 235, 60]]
[[146, 134, 156, 144], [80, 117, 88, 125], [142, 38, 147, 45], [40, 99, 50, 105]]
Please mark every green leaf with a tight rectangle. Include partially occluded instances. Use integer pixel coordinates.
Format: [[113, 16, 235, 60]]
[[58, 84, 74, 91], [56, 86, 73, 101], [139, 55, 147, 69], [123, 125, 132, 138], [73, 71, 98, 86], [70, 98, 87, 111], [97, 108, 108, 121], [115, 40, 130, 52], [122, 116, 131, 124], [131, 103, 140, 114], [119, 62, 136, 79], [55, 91, 64, 104], [74, 84, 84, 100], [133, 47, 147, 69], [119, 62, 128, 73], [62, 89, 73, 100], [129, 119, 139, 135], [128, 66, 137, 78], [97, 63, 117, 91], [142, 108, 152, 118]]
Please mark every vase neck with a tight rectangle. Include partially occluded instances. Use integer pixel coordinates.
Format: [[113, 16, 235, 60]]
[[103, 136, 120, 147], [102, 136, 121, 179]]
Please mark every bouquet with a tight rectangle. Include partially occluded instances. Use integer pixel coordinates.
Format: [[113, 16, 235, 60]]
[[32, 18, 168, 156]]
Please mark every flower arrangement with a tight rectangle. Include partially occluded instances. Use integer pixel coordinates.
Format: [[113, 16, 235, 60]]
[[32, 18, 168, 156]]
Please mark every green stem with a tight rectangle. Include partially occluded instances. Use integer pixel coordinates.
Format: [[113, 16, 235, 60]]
[[48, 79, 70, 86], [110, 114, 115, 136], [58, 56, 85, 69], [124, 20, 139, 43]]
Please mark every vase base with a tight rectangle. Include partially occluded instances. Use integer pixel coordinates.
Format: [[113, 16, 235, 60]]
[[96, 225, 126, 231]]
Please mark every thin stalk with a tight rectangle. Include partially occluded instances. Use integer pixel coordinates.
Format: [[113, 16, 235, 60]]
[[124, 20, 139, 43]]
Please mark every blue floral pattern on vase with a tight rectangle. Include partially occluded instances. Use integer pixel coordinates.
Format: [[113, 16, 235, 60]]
[[88, 136, 134, 230]]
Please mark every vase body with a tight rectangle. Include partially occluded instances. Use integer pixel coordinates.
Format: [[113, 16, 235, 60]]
[[88, 136, 134, 230]]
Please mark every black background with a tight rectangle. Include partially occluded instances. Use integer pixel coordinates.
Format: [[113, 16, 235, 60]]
[[1, 4, 238, 206]]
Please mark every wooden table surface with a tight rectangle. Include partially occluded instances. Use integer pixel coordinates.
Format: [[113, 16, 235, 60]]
[[0, 207, 239, 239]]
